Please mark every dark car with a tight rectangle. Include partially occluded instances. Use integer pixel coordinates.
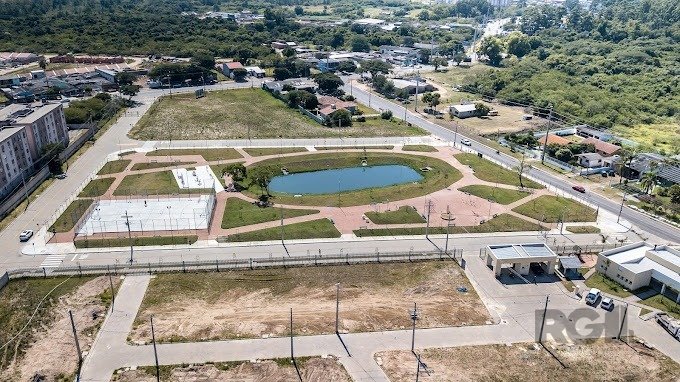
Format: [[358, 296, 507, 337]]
[[572, 185, 586, 193]]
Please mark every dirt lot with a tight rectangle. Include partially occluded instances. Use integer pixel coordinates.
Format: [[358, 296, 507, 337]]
[[0, 276, 119, 382], [130, 262, 489, 343], [112, 357, 350, 382], [376, 339, 680, 382]]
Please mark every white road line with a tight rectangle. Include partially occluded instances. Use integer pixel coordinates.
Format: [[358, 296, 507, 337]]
[[40, 254, 66, 268]]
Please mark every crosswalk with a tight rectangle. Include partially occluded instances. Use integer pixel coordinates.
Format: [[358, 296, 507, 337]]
[[40, 254, 66, 268]]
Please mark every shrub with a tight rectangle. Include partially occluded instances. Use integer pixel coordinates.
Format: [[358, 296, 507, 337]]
[[381, 110, 393, 120]]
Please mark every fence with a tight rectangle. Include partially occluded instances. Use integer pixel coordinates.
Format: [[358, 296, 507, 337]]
[[544, 156, 574, 172]]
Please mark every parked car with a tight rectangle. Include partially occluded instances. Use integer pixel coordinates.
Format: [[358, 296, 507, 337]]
[[19, 229, 33, 242], [656, 313, 680, 341], [55, 173, 67, 179], [585, 288, 601, 305], [600, 297, 614, 311], [461, 138, 472, 146], [572, 185, 586, 193]]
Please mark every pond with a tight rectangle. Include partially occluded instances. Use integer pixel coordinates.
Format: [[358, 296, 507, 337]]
[[269, 165, 424, 195]]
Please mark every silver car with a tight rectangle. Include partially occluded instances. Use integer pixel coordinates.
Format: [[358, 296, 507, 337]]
[[19, 229, 33, 242]]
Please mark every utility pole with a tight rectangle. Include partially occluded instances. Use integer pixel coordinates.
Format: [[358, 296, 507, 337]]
[[151, 316, 160, 382], [445, 205, 454, 254], [290, 308, 294, 361], [617, 302, 629, 340], [424, 200, 433, 238], [410, 302, 419, 353], [538, 295, 550, 344], [414, 76, 420, 112], [540, 105, 554, 164], [280, 205, 285, 246], [108, 271, 115, 308], [335, 283, 340, 334], [123, 210, 133, 264], [69, 310, 82, 366], [617, 190, 627, 223]]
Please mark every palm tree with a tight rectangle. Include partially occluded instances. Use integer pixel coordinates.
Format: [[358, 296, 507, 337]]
[[640, 162, 658, 194], [617, 148, 638, 184]]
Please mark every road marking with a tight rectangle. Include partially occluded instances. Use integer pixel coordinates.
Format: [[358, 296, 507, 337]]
[[40, 254, 66, 268], [71, 254, 78, 261]]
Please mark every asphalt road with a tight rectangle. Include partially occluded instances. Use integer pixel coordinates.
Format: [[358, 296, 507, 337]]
[[343, 83, 680, 243]]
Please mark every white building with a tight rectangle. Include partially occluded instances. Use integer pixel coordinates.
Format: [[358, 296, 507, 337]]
[[485, 243, 557, 277], [449, 104, 477, 119], [596, 242, 680, 302]]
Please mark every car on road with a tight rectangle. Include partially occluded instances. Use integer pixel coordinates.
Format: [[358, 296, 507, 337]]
[[461, 138, 472, 146], [55, 173, 67, 179], [19, 230, 33, 242], [572, 185, 586, 193], [600, 297, 614, 311], [585, 288, 601, 306]]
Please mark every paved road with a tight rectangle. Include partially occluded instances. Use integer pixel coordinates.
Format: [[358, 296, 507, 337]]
[[343, 83, 680, 243]]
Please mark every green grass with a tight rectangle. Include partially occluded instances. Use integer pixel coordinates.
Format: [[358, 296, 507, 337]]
[[314, 146, 395, 150], [74, 235, 198, 248], [50, 199, 93, 232], [454, 153, 543, 189], [584, 273, 632, 298], [146, 148, 242, 162], [458, 185, 530, 205], [354, 213, 545, 236], [78, 178, 115, 197], [222, 198, 319, 229], [566, 225, 601, 234], [639, 294, 680, 319], [364, 206, 425, 224], [223, 218, 340, 242], [0, 277, 94, 370], [639, 307, 653, 317], [242, 147, 308, 157], [97, 159, 131, 175], [402, 145, 438, 152], [512, 195, 598, 223], [113, 171, 213, 196], [241, 152, 462, 207], [131, 161, 195, 171], [130, 88, 425, 140]]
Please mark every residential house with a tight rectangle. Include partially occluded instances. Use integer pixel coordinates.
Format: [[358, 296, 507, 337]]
[[379, 45, 421, 66], [623, 153, 680, 187], [262, 78, 317, 93], [575, 124, 613, 141], [0, 74, 27, 87], [582, 137, 621, 157], [271, 41, 297, 50], [316, 96, 357, 121], [221, 62, 245, 78], [318, 58, 342, 73], [392, 78, 434, 95], [0, 52, 41, 65], [245, 66, 265, 78], [539, 134, 570, 147], [354, 18, 386, 28], [50, 55, 124, 64], [576, 153, 605, 168], [449, 104, 477, 119]]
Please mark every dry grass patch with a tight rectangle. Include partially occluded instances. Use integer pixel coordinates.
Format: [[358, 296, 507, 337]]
[[146, 148, 242, 162], [243, 147, 308, 157]]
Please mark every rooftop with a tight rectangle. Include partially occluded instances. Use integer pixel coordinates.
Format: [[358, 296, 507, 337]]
[[488, 243, 557, 260], [450, 104, 477, 113], [582, 137, 621, 156], [0, 125, 26, 142], [0, 103, 61, 125], [601, 242, 680, 289]]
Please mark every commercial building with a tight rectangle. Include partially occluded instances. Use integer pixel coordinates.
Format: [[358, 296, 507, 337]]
[[596, 242, 680, 302], [0, 52, 41, 65], [485, 243, 557, 277], [391, 79, 434, 94]]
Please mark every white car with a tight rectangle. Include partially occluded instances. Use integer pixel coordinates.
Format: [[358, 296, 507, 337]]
[[585, 288, 601, 306], [461, 138, 472, 146], [19, 230, 33, 242], [600, 297, 614, 311]]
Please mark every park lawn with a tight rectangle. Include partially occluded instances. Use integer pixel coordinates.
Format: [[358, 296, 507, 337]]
[[130, 88, 425, 140], [221, 198, 319, 229], [584, 273, 632, 298], [74, 235, 198, 249], [242, 147, 308, 157], [49, 198, 93, 232], [454, 153, 543, 189], [112, 171, 212, 196], [639, 294, 680, 319], [241, 152, 462, 207], [458, 184, 530, 205], [566, 225, 601, 234], [78, 178, 115, 197], [364, 206, 425, 224], [401, 145, 438, 152], [224, 218, 340, 242], [314, 146, 394, 150], [146, 148, 242, 162], [354, 213, 544, 236], [131, 161, 195, 171], [512, 195, 598, 223], [97, 159, 131, 175]]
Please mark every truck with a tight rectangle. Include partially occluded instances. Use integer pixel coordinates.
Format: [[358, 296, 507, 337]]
[[656, 313, 680, 341]]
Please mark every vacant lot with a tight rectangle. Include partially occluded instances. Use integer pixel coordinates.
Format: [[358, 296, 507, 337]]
[[112, 357, 350, 382], [224, 218, 340, 242], [513, 195, 598, 223], [130, 261, 488, 343], [222, 198, 319, 229], [458, 184, 530, 205], [50, 198, 93, 232], [146, 148, 242, 162], [130, 88, 425, 140], [377, 339, 680, 382], [112, 171, 212, 196], [455, 153, 543, 189], [365, 206, 425, 224], [97, 159, 130, 175]]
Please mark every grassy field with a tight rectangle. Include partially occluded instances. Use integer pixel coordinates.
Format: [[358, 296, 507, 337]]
[[640, 294, 680, 319], [129, 88, 425, 140], [401, 145, 438, 152], [584, 273, 633, 298], [242, 147, 308, 157], [74, 235, 198, 248], [364, 206, 425, 224], [458, 184, 530, 205], [112, 171, 213, 196], [314, 146, 394, 150], [512, 195, 598, 223], [612, 123, 680, 155], [223, 218, 340, 242], [222, 198, 319, 229], [78, 178, 115, 197], [130, 161, 195, 171], [454, 153, 543, 189], [355, 213, 544, 236], [50, 198, 93, 232], [566, 225, 601, 234], [97, 159, 131, 175], [146, 148, 242, 162], [242, 152, 462, 207]]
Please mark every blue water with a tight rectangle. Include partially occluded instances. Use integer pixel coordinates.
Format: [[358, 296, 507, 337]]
[[269, 165, 424, 195]]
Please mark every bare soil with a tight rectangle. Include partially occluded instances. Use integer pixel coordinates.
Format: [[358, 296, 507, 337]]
[[130, 262, 489, 343], [111, 357, 350, 382], [0, 276, 119, 382], [376, 339, 680, 382]]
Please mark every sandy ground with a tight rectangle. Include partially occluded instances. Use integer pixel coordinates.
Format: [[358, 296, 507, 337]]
[[376, 339, 680, 382], [0, 276, 119, 382], [129, 262, 490, 343], [111, 357, 350, 382]]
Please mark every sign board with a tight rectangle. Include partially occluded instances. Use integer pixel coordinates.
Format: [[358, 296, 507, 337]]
[[195, 89, 205, 98]]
